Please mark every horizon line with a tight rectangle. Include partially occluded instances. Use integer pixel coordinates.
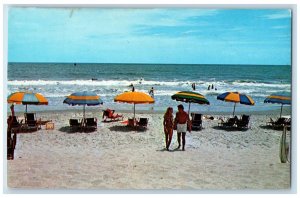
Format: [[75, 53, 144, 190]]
[[7, 61, 290, 66]]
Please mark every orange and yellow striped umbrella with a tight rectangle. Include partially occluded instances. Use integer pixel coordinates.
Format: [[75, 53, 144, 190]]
[[7, 91, 48, 112], [114, 91, 154, 119], [217, 92, 255, 116], [264, 94, 291, 118], [63, 91, 103, 119]]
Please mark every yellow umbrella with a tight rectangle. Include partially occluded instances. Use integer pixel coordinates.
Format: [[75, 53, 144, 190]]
[[114, 91, 154, 120]]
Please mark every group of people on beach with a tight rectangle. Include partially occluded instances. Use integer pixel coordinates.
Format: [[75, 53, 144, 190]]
[[163, 104, 191, 151]]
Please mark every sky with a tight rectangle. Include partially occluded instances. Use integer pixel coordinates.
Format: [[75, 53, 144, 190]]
[[7, 7, 291, 65]]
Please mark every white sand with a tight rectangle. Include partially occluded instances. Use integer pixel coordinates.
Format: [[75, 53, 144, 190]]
[[7, 111, 291, 189]]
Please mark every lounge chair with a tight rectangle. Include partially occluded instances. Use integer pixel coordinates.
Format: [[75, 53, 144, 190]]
[[24, 113, 39, 131], [218, 117, 237, 128], [83, 117, 97, 131], [102, 109, 123, 122], [69, 119, 82, 132], [191, 113, 202, 131], [236, 115, 250, 129], [268, 117, 289, 129], [136, 118, 148, 129]]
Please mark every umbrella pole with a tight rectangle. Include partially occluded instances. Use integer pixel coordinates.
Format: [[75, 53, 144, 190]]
[[133, 103, 136, 120], [83, 105, 86, 120], [233, 103, 236, 117], [26, 104, 27, 113], [280, 104, 283, 118]]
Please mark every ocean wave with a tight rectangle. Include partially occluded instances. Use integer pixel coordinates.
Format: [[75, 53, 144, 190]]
[[8, 79, 190, 87], [8, 79, 290, 88], [231, 81, 290, 88]]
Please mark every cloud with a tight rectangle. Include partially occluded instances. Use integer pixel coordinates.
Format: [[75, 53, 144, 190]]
[[263, 10, 291, 19], [272, 25, 288, 29]]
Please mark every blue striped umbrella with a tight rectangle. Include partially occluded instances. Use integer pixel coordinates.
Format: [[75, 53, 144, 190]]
[[63, 91, 103, 119], [217, 92, 255, 116], [264, 94, 291, 118]]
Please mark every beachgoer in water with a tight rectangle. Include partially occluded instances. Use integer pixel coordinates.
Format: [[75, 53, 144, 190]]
[[174, 104, 191, 151], [139, 78, 143, 84], [149, 87, 154, 98], [192, 83, 196, 91], [212, 84, 214, 89], [163, 107, 174, 151], [208, 85, 211, 90], [132, 86, 135, 92]]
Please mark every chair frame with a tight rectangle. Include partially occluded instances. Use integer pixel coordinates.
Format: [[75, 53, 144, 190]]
[[24, 113, 39, 131], [69, 118, 83, 132], [236, 115, 250, 129], [136, 118, 149, 129], [83, 117, 97, 132], [191, 113, 203, 131]]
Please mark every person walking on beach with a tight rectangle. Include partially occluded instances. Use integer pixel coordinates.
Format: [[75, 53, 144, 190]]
[[163, 107, 174, 151], [174, 104, 191, 151]]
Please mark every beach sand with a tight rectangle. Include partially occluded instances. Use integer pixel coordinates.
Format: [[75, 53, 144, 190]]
[[7, 110, 291, 190]]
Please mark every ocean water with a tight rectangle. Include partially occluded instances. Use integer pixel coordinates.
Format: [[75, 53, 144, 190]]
[[7, 63, 291, 113]]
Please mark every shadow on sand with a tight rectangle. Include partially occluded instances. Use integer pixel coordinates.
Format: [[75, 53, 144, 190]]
[[156, 147, 184, 152], [259, 125, 290, 131], [211, 125, 249, 132], [58, 126, 96, 134], [109, 125, 147, 133]]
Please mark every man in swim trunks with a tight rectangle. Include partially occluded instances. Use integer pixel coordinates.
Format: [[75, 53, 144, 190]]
[[174, 104, 191, 151]]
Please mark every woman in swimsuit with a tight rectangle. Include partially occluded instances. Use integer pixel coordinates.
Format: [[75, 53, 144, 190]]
[[163, 107, 174, 151]]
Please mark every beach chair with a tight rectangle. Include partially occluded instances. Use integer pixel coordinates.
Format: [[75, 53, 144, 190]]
[[268, 117, 287, 129], [236, 115, 250, 129], [218, 117, 237, 128], [137, 118, 149, 129], [191, 113, 202, 131], [24, 113, 39, 131], [102, 109, 123, 122], [83, 117, 97, 131], [69, 119, 82, 132]]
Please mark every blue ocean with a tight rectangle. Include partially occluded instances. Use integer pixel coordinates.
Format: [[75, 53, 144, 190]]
[[7, 63, 291, 113]]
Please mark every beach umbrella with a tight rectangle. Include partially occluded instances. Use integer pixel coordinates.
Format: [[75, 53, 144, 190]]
[[63, 91, 103, 119], [7, 91, 48, 113], [114, 91, 154, 120], [264, 94, 291, 118], [171, 91, 210, 115], [217, 92, 255, 116]]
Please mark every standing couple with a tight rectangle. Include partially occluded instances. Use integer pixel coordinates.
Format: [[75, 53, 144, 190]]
[[163, 104, 191, 151]]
